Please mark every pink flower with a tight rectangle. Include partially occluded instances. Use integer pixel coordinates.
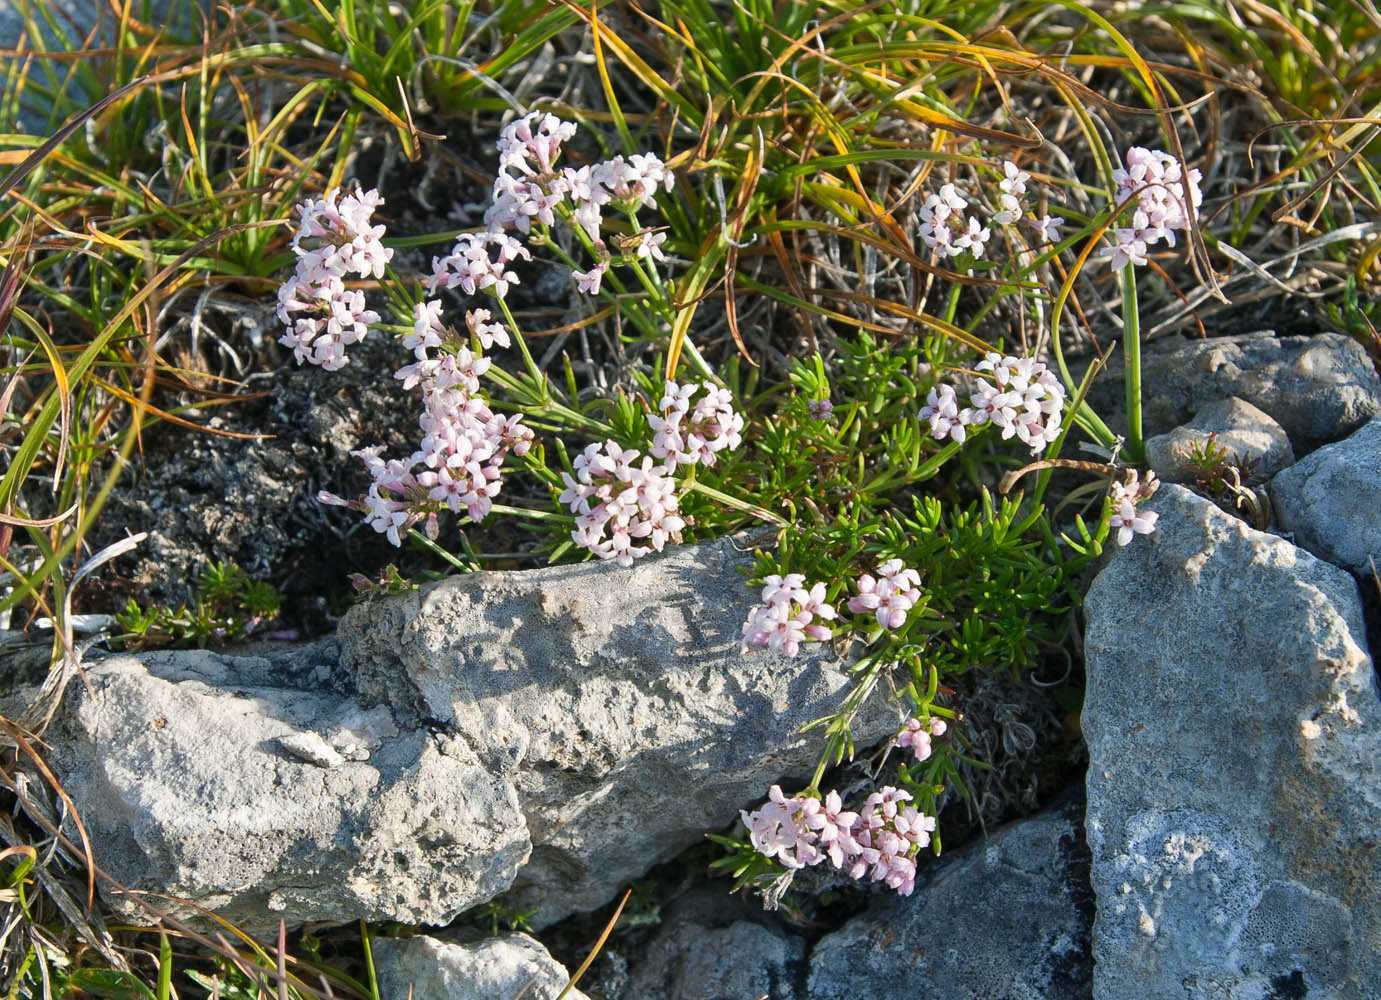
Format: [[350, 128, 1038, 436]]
[[1029, 214, 1064, 244], [848, 559, 922, 630], [573, 262, 608, 295], [1108, 498, 1159, 546], [919, 384, 968, 444], [649, 381, 745, 467], [897, 716, 949, 762], [742, 575, 835, 657], [559, 441, 684, 566], [1107, 469, 1161, 545], [1100, 230, 1148, 270], [465, 308, 510, 351]]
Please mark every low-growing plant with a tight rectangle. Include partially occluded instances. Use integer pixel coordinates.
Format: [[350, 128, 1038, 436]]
[[273, 107, 1187, 909], [1188, 432, 1261, 497], [8, 0, 1376, 989], [114, 560, 282, 651]]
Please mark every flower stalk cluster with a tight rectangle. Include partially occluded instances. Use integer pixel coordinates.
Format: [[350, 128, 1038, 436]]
[[741, 785, 937, 896], [740, 574, 836, 657], [277, 188, 393, 370], [919, 352, 1067, 456], [1100, 146, 1204, 270]]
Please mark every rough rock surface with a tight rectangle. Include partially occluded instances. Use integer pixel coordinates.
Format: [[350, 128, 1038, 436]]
[[336, 535, 897, 927], [617, 887, 808, 1000], [1271, 415, 1381, 577], [1084, 331, 1381, 452], [47, 648, 527, 932], [372, 933, 587, 1000], [1143, 396, 1293, 485], [48, 537, 894, 933], [805, 790, 1093, 1000], [1082, 485, 1379, 999]]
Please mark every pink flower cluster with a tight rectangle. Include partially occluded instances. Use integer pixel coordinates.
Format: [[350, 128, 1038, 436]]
[[428, 112, 672, 303], [848, 559, 922, 630], [649, 381, 745, 467], [558, 441, 686, 567], [1100, 146, 1204, 270], [429, 230, 532, 301], [740, 574, 836, 657], [918, 183, 991, 261], [917, 162, 1064, 261], [1107, 469, 1160, 546], [918, 352, 1066, 456], [741, 785, 936, 895], [327, 329, 534, 544], [897, 715, 948, 763], [319, 298, 532, 543], [277, 187, 394, 370], [477, 111, 674, 293]]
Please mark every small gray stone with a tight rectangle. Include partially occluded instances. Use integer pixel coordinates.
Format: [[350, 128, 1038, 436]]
[[806, 792, 1092, 1000], [1083, 485, 1379, 999], [1143, 396, 1293, 484], [277, 731, 344, 769], [49, 650, 528, 933], [1270, 415, 1381, 576], [619, 887, 807, 1000], [371, 933, 587, 1000], [337, 535, 898, 928], [1084, 331, 1380, 453]]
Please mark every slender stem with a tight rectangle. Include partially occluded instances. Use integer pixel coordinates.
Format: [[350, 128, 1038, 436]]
[[494, 294, 547, 394], [943, 281, 962, 326], [1120, 265, 1144, 463], [685, 480, 788, 527], [483, 364, 611, 435], [488, 502, 573, 523], [680, 337, 717, 382], [408, 528, 474, 572]]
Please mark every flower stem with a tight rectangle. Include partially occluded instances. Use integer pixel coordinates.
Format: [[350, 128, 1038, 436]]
[[1120, 265, 1144, 463], [495, 294, 549, 400], [685, 480, 788, 527]]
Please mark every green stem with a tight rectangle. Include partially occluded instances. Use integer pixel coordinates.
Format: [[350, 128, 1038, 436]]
[[408, 528, 474, 572], [488, 502, 573, 523], [494, 294, 548, 397], [1120, 265, 1144, 463], [685, 480, 788, 527], [943, 281, 962, 325]]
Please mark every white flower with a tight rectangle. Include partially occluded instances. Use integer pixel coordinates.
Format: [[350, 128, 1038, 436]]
[[1100, 229, 1148, 270], [919, 384, 968, 443], [572, 262, 608, 295], [1108, 498, 1159, 546], [1029, 214, 1064, 244], [952, 216, 991, 258]]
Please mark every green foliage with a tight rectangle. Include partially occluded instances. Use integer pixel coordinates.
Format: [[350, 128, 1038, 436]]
[[259, 0, 589, 156], [1188, 432, 1260, 496], [1326, 275, 1380, 348], [348, 563, 416, 598], [114, 561, 282, 651], [466, 899, 536, 936]]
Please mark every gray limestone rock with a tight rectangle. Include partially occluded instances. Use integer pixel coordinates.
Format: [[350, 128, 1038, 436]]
[[1143, 396, 1293, 485], [1270, 415, 1381, 577], [371, 933, 588, 1000], [1082, 485, 1379, 999], [48, 648, 528, 933], [806, 791, 1092, 1000], [49, 537, 893, 933], [336, 535, 897, 928], [1084, 331, 1380, 453], [617, 887, 808, 1000]]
